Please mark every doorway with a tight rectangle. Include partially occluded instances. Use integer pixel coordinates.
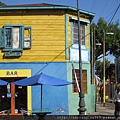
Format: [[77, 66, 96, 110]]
[[0, 78, 27, 115]]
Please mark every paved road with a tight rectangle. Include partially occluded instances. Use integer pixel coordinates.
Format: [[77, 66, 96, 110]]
[[89, 101, 115, 115]]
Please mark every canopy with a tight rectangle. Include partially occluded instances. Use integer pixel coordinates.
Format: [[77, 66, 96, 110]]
[[0, 79, 8, 86], [11, 73, 72, 111], [11, 73, 72, 86]]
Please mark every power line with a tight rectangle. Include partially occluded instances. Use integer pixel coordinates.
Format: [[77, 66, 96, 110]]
[[108, 4, 120, 25], [36, 3, 120, 75], [36, 32, 91, 74]]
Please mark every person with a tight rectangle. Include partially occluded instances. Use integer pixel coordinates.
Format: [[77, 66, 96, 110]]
[[114, 84, 118, 118], [99, 84, 103, 103], [114, 85, 120, 119], [97, 84, 100, 102]]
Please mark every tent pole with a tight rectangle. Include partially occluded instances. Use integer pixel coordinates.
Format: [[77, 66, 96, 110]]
[[41, 84, 42, 111]]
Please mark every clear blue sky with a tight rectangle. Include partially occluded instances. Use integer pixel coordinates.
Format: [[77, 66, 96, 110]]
[[1, 0, 120, 24], [2, 0, 119, 63]]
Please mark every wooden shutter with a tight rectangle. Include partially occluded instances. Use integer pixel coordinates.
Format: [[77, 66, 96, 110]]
[[82, 70, 87, 94], [72, 69, 87, 94], [23, 27, 32, 49], [0, 28, 4, 48]]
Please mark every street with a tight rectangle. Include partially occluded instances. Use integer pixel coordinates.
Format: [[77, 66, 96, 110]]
[[89, 101, 115, 115]]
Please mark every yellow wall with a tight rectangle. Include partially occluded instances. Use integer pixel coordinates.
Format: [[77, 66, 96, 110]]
[[0, 10, 66, 62], [0, 9, 90, 62], [86, 25, 89, 50]]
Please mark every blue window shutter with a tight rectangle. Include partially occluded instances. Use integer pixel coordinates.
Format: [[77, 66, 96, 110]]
[[23, 26, 32, 49], [0, 28, 4, 48]]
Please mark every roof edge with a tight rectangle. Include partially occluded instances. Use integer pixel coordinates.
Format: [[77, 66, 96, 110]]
[[0, 4, 95, 17]]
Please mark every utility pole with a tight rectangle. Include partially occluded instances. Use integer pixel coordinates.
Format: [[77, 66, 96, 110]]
[[103, 31, 106, 107], [93, 26, 96, 81], [77, 0, 86, 115], [91, 29, 94, 84], [93, 26, 97, 112], [103, 31, 114, 107]]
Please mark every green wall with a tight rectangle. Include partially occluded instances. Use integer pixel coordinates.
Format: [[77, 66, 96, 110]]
[[67, 62, 96, 115]]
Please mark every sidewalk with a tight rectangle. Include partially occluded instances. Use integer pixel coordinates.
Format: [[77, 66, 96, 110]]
[[89, 101, 115, 115]]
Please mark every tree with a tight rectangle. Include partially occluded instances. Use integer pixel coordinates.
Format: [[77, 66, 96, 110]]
[[95, 59, 110, 80], [91, 17, 120, 60], [0, 1, 6, 6], [91, 17, 120, 80]]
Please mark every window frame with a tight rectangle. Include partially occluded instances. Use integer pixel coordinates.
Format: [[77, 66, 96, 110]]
[[72, 69, 87, 94], [23, 26, 32, 49], [4, 27, 13, 49], [72, 21, 85, 45], [0, 24, 32, 57], [3, 24, 24, 52], [70, 18, 87, 49]]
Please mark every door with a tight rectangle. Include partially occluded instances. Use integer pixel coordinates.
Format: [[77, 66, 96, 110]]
[[15, 85, 27, 114], [0, 78, 27, 115], [0, 85, 10, 111]]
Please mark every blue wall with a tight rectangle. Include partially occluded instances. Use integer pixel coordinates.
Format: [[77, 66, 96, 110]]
[[0, 62, 96, 115], [0, 62, 70, 114]]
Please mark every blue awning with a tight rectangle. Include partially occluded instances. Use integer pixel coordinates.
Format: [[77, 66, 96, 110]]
[[11, 73, 72, 86], [0, 79, 8, 86]]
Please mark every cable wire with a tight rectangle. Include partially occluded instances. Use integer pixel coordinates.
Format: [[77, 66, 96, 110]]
[[35, 32, 91, 74], [108, 4, 120, 25]]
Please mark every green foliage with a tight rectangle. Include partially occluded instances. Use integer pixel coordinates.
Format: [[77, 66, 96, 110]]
[[95, 59, 110, 79], [0, 1, 6, 6], [91, 17, 120, 60], [91, 17, 120, 79]]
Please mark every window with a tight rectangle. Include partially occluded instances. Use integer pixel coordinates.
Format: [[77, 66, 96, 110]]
[[0, 24, 32, 57], [5, 27, 20, 49], [24, 27, 31, 48], [72, 69, 87, 94], [5, 28, 12, 48], [72, 21, 85, 45]]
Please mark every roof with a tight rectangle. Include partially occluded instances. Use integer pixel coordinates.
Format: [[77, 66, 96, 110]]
[[0, 3, 95, 19], [7, 3, 58, 7]]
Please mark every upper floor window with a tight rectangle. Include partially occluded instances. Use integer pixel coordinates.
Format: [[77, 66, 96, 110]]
[[5, 27, 20, 49], [0, 24, 32, 57], [72, 21, 85, 46]]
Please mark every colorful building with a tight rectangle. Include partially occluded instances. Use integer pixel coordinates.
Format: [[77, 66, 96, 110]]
[[0, 3, 95, 115]]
